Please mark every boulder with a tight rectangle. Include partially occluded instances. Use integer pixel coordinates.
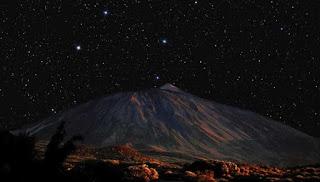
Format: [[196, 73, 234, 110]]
[[124, 164, 159, 182]]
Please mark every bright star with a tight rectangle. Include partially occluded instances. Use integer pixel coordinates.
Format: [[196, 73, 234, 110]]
[[156, 76, 160, 80], [103, 10, 108, 15], [76, 45, 81, 50], [161, 39, 167, 44]]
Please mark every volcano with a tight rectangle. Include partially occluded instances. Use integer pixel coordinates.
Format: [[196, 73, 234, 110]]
[[21, 84, 320, 167]]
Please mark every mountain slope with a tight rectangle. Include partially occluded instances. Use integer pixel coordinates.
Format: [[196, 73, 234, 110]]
[[20, 84, 320, 167]]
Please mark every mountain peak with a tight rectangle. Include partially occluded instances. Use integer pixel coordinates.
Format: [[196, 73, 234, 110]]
[[19, 82, 320, 167], [159, 83, 182, 92]]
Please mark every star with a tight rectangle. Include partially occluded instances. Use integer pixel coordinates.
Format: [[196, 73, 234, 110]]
[[2, 0, 320, 138], [161, 39, 167, 44]]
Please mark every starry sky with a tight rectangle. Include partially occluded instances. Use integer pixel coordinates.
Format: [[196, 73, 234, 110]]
[[1, 0, 319, 136]]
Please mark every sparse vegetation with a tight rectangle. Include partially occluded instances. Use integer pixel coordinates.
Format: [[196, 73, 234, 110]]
[[44, 121, 83, 169]]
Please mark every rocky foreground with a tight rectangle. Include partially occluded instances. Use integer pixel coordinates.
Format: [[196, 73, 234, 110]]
[[70, 159, 320, 182], [35, 142, 320, 182]]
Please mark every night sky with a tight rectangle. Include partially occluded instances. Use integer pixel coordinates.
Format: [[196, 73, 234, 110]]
[[1, 0, 319, 136]]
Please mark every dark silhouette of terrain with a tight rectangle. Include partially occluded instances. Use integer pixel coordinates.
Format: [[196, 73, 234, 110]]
[[0, 122, 82, 182]]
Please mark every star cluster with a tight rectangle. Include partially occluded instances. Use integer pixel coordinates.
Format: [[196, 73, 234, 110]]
[[0, 0, 319, 136]]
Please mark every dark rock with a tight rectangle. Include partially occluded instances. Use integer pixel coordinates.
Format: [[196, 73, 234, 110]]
[[70, 160, 124, 182]]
